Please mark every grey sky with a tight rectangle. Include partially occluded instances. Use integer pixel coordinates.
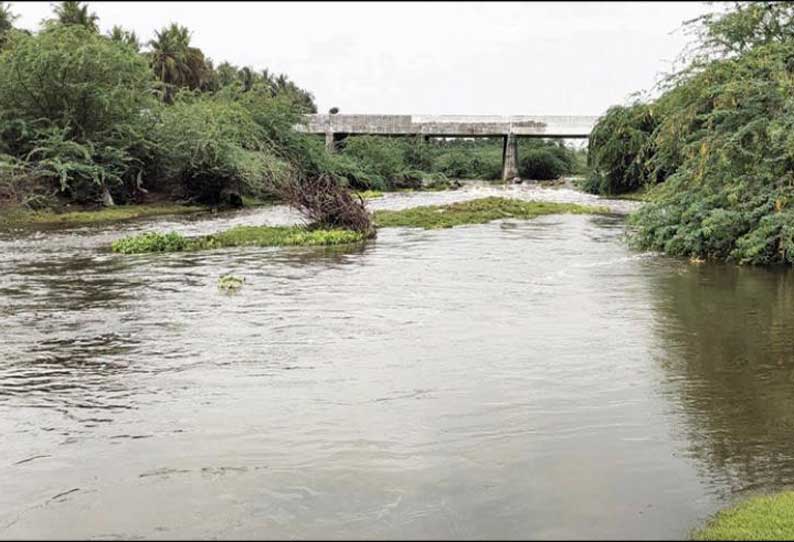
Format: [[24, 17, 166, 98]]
[[9, 1, 711, 116]]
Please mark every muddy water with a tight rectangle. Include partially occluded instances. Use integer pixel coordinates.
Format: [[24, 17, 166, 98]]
[[2, 184, 794, 539]]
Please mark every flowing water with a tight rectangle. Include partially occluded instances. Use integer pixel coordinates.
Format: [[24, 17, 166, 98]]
[[2, 184, 794, 539]]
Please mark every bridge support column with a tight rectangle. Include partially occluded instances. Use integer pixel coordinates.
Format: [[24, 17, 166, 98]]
[[502, 133, 519, 181], [325, 132, 348, 153]]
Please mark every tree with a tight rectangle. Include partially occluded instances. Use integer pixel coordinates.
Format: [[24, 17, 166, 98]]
[[677, 2, 794, 67], [147, 23, 209, 102], [107, 25, 140, 52], [50, 1, 99, 32], [0, 25, 158, 203], [0, 2, 17, 35]]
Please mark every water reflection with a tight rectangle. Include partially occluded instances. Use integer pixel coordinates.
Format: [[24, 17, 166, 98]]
[[649, 261, 794, 496]]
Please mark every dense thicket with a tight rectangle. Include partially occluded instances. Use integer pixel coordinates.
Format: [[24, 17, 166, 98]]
[[587, 1, 794, 265]]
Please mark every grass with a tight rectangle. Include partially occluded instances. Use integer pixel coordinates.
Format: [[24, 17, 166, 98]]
[[0, 203, 205, 227], [693, 492, 794, 540], [111, 225, 366, 254], [373, 196, 610, 229]]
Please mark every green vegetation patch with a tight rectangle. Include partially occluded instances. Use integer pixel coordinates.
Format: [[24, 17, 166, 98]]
[[694, 492, 794, 540], [111, 225, 365, 254], [1, 204, 205, 227], [373, 197, 609, 230], [218, 275, 245, 292]]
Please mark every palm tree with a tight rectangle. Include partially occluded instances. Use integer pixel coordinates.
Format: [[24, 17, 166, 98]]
[[147, 23, 209, 102], [107, 25, 140, 52], [0, 2, 16, 49], [52, 1, 99, 32], [0, 2, 17, 35]]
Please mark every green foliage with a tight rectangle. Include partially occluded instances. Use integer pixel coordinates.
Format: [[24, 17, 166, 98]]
[[585, 2, 794, 265], [154, 95, 291, 204], [112, 226, 365, 254], [50, 1, 99, 33], [373, 196, 608, 229], [0, 2, 17, 47], [107, 25, 140, 52], [519, 140, 578, 180], [693, 491, 794, 540], [0, 25, 156, 141], [585, 103, 660, 195], [111, 231, 189, 254], [431, 145, 502, 180], [147, 23, 210, 102], [627, 39, 794, 265], [0, 25, 158, 202], [685, 1, 794, 61]]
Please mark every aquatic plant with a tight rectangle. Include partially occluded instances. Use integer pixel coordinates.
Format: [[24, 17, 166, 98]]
[[111, 231, 189, 254], [373, 197, 609, 230], [111, 225, 365, 254], [217, 274, 244, 291]]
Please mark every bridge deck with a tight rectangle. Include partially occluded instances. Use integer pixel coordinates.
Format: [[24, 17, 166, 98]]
[[298, 114, 597, 138]]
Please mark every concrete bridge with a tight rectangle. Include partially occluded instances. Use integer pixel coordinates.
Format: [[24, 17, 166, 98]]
[[297, 114, 598, 180]]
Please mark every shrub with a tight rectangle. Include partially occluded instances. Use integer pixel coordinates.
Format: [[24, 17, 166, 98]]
[[0, 25, 158, 203], [154, 95, 291, 205], [519, 148, 567, 180]]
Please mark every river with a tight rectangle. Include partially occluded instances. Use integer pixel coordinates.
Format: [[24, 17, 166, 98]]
[[2, 184, 794, 539]]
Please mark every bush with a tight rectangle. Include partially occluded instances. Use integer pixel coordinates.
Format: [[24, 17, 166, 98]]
[[519, 148, 567, 180], [0, 25, 158, 203], [154, 95, 291, 205], [431, 147, 502, 180]]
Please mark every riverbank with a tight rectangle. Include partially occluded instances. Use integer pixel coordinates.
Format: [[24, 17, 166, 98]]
[[0, 203, 208, 228], [694, 492, 794, 540]]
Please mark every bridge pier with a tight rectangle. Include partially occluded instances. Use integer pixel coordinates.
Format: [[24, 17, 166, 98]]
[[325, 132, 347, 153], [502, 133, 519, 181]]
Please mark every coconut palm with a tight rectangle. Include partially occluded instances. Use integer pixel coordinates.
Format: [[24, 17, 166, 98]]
[[52, 1, 99, 32], [147, 23, 209, 102], [107, 25, 140, 52], [0, 2, 17, 36]]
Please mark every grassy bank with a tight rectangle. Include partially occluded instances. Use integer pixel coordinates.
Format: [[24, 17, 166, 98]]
[[693, 492, 794, 540], [0, 203, 206, 227], [373, 197, 609, 229], [111, 226, 365, 254]]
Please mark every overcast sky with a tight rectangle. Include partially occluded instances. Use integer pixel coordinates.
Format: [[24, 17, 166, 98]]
[[9, 1, 711, 116]]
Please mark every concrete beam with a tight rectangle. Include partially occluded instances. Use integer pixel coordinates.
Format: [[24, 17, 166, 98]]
[[297, 114, 597, 139]]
